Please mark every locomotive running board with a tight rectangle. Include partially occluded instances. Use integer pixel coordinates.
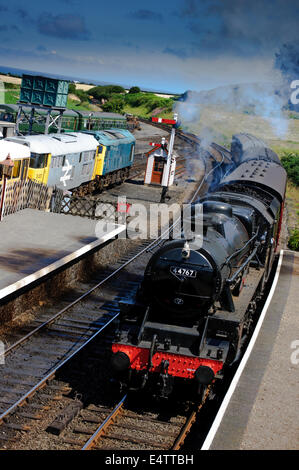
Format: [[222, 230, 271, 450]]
[[214, 267, 265, 323]]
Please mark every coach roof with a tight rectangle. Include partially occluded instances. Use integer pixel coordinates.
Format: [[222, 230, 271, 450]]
[[5, 132, 98, 155], [85, 129, 135, 146]]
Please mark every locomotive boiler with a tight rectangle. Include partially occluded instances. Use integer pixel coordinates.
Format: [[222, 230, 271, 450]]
[[110, 134, 287, 402]]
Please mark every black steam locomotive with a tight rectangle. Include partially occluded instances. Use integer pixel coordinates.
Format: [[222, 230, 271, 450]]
[[110, 134, 287, 402]]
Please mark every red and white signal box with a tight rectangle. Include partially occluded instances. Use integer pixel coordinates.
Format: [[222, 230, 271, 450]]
[[144, 115, 177, 186]]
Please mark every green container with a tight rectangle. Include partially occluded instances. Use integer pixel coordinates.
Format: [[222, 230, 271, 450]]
[[55, 93, 68, 108], [20, 88, 32, 103], [20, 74, 69, 108], [57, 81, 69, 94], [22, 75, 34, 89], [45, 79, 58, 93], [33, 77, 45, 91], [43, 92, 56, 107], [32, 90, 44, 105]]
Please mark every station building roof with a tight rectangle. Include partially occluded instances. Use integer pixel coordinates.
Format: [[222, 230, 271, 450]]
[[0, 140, 30, 160]]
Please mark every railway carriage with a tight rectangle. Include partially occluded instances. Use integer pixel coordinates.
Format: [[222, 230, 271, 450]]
[[5, 132, 99, 191], [4, 128, 135, 193], [77, 111, 128, 131], [0, 104, 128, 134], [84, 129, 135, 189], [0, 104, 79, 134]]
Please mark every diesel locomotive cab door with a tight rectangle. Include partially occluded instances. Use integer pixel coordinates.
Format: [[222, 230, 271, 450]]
[[151, 156, 165, 184], [20, 159, 29, 180]]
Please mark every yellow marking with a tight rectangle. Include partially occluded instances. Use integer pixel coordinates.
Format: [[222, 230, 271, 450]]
[[92, 146, 106, 179], [42, 153, 51, 184]]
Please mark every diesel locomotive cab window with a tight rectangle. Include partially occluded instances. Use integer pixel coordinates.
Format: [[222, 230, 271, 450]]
[[30, 153, 48, 169]]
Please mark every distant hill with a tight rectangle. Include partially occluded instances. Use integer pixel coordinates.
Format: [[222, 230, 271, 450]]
[[179, 81, 287, 115]]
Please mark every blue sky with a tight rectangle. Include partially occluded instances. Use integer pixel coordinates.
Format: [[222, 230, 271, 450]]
[[0, 0, 299, 93]]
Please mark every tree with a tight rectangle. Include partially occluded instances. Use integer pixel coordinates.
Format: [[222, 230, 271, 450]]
[[102, 97, 124, 113], [288, 228, 299, 251], [281, 152, 299, 186], [88, 85, 125, 102], [68, 83, 76, 94], [129, 86, 140, 94]]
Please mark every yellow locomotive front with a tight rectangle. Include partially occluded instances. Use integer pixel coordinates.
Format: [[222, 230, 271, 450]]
[[27, 152, 52, 185]]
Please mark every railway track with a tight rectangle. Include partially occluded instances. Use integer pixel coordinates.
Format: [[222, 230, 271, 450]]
[[80, 396, 187, 451], [80, 387, 210, 451], [0, 125, 228, 450], [0, 237, 171, 423]]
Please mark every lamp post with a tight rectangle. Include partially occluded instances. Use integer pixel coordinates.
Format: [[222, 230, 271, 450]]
[[0, 154, 14, 221]]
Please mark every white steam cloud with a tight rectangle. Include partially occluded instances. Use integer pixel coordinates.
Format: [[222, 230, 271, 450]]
[[174, 76, 290, 141]]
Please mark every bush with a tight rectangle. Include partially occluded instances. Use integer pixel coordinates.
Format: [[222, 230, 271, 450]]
[[124, 92, 174, 113], [3, 82, 19, 89], [88, 85, 125, 101], [281, 152, 299, 186], [68, 83, 89, 103], [129, 86, 140, 94], [288, 228, 299, 251], [75, 89, 89, 102], [102, 97, 124, 113], [68, 83, 76, 94]]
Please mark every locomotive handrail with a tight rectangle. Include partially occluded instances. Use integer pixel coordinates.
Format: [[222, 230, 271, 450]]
[[226, 243, 260, 285], [223, 230, 259, 268]]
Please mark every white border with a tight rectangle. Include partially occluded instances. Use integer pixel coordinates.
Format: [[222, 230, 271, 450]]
[[201, 249, 285, 450], [0, 224, 125, 301]]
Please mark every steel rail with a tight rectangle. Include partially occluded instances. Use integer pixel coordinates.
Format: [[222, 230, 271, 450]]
[[171, 387, 210, 450], [0, 313, 120, 423], [81, 395, 127, 450], [171, 409, 197, 450]]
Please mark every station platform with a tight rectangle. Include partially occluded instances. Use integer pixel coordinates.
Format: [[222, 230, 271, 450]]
[[202, 250, 299, 450], [0, 208, 125, 301]]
